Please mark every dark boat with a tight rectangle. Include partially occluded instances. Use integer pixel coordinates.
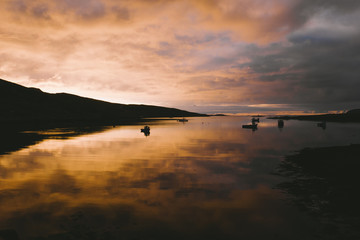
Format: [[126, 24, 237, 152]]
[[251, 117, 260, 123], [141, 126, 150, 136], [242, 123, 257, 129], [278, 119, 284, 128], [178, 118, 188, 122], [317, 121, 326, 129]]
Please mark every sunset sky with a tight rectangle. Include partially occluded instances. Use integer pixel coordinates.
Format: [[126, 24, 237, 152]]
[[1, 0, 359, 114]]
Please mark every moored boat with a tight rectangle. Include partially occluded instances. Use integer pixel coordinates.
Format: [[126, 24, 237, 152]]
[[242, 123, 257, 129], [178, 118, 188, 122], [251, 117, 260, 123], [278, 119, 284, 128], [141, 126, 150, 135], [317, 121, 326, 129]]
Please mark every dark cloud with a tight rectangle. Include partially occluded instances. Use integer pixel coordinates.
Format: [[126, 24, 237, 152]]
[[175, 33, 218, 45], [288, 0, 360, 29], [232, 2, 360, 111], [183, 76, 242, 92], [56, 0, 106, 19], [294, 0, 360, 15], [247, 55, 288, 74], [111, 5, 130, 20], [6, 0, 108, 22], [8, 0, 27, 12], [31, 4, 50, 19]]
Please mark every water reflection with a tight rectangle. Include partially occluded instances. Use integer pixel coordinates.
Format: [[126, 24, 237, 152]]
[[317, 121, 327, 130], [278, 119, 284, 130], [0, 117, 359, 239], [0, 126, 111, 155]]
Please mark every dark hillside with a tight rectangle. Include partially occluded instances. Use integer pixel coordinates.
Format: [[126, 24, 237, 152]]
[[0, 78, 205, 126]]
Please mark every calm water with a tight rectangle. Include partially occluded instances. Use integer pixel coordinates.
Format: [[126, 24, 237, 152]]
[[0, 116, 360, 240]]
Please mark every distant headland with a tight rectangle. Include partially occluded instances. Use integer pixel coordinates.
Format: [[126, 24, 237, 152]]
[[268, 109, 360, 122], [0, 78, 206, 127]]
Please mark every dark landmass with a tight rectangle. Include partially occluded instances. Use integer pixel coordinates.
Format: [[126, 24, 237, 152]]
[[211, 114, 227, 116], [276, 144, 360, 239], [251, 114, 265, 117], [0, 78, 206, 127], [268, 109, 360, 122]]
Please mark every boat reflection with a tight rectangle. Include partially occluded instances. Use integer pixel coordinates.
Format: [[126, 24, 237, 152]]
[[317, 121, 326, 130], [278, 119, 284, 130]]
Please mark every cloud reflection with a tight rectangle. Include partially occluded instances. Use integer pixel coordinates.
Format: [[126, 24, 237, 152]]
[[2, 117, 360, 239]]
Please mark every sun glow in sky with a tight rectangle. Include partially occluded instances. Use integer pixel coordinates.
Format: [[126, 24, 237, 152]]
[[1, 0, 360, 114]]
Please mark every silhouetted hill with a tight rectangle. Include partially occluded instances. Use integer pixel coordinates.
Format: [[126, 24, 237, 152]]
[[0, 79, 205, 126], [268, 109, 360, 122]]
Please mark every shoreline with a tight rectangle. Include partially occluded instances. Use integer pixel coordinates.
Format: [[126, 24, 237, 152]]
[[268, 109, 360, 122]]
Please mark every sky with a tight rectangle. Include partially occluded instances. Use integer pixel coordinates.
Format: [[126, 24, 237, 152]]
[[1, 0, 360, 114]]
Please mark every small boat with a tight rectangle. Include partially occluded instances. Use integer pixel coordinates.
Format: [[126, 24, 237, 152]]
[[278, 119, 284, 128], [242, 123, 257, 129], [141, 125, 150, 134], [317, 121, 326, 129], [178, 118, 188, 122], [251, 117, 260, 123]]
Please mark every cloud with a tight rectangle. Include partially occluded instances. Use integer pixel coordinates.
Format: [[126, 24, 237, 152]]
[[238, 6, 360, 110], [57, 0, 106, 19], [1, 0, 360, 112]]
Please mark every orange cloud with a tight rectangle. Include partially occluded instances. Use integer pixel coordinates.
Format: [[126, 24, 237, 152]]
[[2, 0, 359, 113]]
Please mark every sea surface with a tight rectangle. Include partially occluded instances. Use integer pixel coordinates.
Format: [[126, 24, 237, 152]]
[[0, 116, 360, 240]]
